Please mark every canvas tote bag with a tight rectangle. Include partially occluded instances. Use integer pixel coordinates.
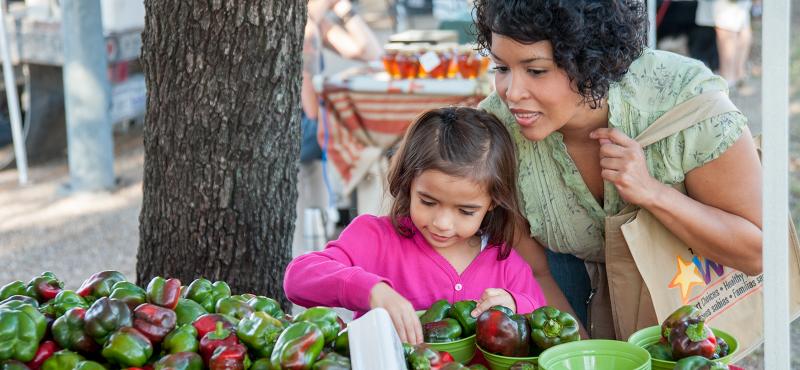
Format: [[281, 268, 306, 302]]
[[603, 90, 800, 360]]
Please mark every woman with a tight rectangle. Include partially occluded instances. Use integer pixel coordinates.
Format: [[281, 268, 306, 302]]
[[471, 0, 762, 338]]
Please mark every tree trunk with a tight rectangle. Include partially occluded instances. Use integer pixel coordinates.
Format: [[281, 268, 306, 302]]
[[137, 0, 304, 307]]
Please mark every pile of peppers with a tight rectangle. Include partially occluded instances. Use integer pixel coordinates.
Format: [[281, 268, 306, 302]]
[[475, 305, 580, 358], [418, 299, 478, 344], [0, 271, 353, 370], [644, 305, 731, 368]]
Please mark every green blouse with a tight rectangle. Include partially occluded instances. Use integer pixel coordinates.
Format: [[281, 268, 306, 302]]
[[479, 49, 747, 262]]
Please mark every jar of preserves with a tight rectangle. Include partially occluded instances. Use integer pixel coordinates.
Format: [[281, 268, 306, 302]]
[[382, 43, 403, 79]]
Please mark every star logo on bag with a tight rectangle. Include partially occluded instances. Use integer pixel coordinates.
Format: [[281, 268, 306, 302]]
[[668, 255, 705, 303]]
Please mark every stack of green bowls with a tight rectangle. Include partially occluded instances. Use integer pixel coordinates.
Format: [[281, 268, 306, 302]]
[[427, 334, 477, 364], [537, 340, 651, 370], [477, 345, 538, 370], [627, 326, 738, 370]]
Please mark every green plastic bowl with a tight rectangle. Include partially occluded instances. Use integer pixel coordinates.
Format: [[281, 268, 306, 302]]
[[427, 334, 477, 364], [477, 345, 538, 370], [627, 325, 738, 370], [538, 339, 651, 370]]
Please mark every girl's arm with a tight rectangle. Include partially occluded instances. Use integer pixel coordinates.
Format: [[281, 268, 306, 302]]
[[593, 127, 763, 275]]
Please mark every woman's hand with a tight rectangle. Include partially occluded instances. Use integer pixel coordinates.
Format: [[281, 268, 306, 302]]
[[590, 128, 667, 207], [369, 282, 423, 344], [470, 288, 517, 318]]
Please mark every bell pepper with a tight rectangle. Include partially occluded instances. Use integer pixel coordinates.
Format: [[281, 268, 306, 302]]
[[423, 318, 462, 343], [312, 352, 351, 370], [713, 336, 729, 359], [476, 307, 530, 357], [670, 319, 717, 360], [673, 355, 729, 370], [661, 305, 701, 342], [406, 344, 455, 370], [645, 341, 673, 361], [50, 291, 89, 318], [1, 297, 37, 308], [132, 303, 177, 344], [292, 307, 343, 345], [184, 279, 231, 313], [76, 271, 127, 301], [51, 308, 99, 354], [100, 327, 153, 367], [40, 350, 84, 370], [154, 352, 203, 370], [333, 329, 349, 356], [0, 282, 28, 302], [447, 300, 477, 337], [161, 325, 199, 355], [84, 297, 133, 345], [468, 366, 488, 370], [26, 273, 63, 303], [0, 301, 48, 362], [236, 311, 284, 358], [174, 299, 207, 327], [24, 341, 58, 370], [209, 344, 251, 370], [420, 300, 451, 325], [214, 297, 253, 325], [527, 306, 580, 350], [0, 360, 30, 370], [108, 282, 147, 312], [145, 277, 181, 310], [73, 361, 105, 370], [192, 314, 235, 340], [247, 296, 284, 319], [269, 322, 325, 370], [440, 363, 468, 370], [200, 322, 239, 363], [250, 358, 271, 370], [508, 362, 536, 370]]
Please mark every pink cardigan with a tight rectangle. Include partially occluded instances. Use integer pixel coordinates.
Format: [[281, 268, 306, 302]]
[[284, 215, 546, 317]]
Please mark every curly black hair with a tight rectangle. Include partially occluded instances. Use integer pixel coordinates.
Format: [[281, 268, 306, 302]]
[[474, 0, 648, 108]]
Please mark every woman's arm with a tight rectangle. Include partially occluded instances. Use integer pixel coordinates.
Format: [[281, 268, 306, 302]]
[[593, 127, 763, 275], [316, 0, 382, 61]]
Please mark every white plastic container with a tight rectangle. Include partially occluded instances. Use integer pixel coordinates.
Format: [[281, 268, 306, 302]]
[[348, 308, 407, 370]]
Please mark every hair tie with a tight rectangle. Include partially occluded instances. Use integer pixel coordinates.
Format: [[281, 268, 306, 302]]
[[441, 109, 458, 125]]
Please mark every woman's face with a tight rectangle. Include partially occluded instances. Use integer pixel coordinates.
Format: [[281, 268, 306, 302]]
[[490, 33, 586, 142]]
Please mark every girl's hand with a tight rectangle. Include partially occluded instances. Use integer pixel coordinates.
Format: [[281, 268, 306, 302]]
[[369, 282, 423, 344], [470, 288, 517, 318], [590, 128, 666, 207]]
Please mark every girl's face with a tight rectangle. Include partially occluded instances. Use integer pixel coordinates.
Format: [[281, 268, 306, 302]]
[[409, 170, 493, 251], [490, 34, 588, 142]]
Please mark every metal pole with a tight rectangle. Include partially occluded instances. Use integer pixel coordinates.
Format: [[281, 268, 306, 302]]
[[61, 0, 115, 192], [647, 0, 656, 49], [762, 0, 791, 368], [0, 2, 29, 185]]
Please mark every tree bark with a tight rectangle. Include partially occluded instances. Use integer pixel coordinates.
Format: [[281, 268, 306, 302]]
[[137, 0, 304, 308]]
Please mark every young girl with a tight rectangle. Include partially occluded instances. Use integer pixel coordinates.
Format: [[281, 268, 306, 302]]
[[283, 107, 546, 344]]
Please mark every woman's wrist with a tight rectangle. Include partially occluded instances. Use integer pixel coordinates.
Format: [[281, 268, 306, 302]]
[[638, 179, 672, 211]]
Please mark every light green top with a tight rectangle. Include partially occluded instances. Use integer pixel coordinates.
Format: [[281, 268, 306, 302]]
[[479, 49, 747, 262]]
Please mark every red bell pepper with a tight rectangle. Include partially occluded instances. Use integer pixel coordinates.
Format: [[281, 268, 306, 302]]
[[133, 303, 177, 344], [26, 272, 63, 302], [76, 271, 127, 300], [192, 314, 234, 339], [208, 344, 250, 370], [145, 277, 181, 310], [24, 341, 59, 370], [670, 319, 717, 360], [199, 322, 239, 363]]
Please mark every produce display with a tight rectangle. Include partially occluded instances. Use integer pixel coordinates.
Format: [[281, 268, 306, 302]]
[[475, 305, 580, 358], [0, 271, 351, 370], [644, 305, 730, 368]]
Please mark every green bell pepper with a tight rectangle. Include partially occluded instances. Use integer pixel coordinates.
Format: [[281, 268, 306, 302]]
[[108, 282, 147, 312], [84, 297, 133, 345], [270, 322, 325, 370], [50, 291, 89, 318], [250, 358, 272, 370], [334, 329, 349, 356], [215, 297, 254, 324], [185, 279, 231, 313], [0, 282, 27, 302], [673, 355, 729, 370], [145, 277, 181, 310], [73, 361, 106, 370], [0, 297, 37, 309], [447, 300, 477, 336], [420, 300, 451, 325], [0, 360, 29, 370], [246, 296, 284, 319], [423, 318, 462, 343], [508, 361, 536, 370], [76, 271, 126, 301], [0, 301, 48, 361], [440, 363, 469, 370], [161, 325, 199, 355], [645, 341, 673, 361], [527, 306, 580, 350], [475, 306, 530, 357], [312, 352, 351, 370], [41, 350, 84, 370], [26, 272, 63, 303], [236, 311, 284, 358], [293, 307, 343, 345], [174, 299, 207, 327], [154, 352, 203, 370], [51, 308, 100, 354], [100, 327, 153, 367]]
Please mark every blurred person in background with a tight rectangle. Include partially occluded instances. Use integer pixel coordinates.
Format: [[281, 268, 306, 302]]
[[695, 0, 753, 92]]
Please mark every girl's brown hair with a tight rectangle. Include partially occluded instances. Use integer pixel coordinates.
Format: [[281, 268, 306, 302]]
[[387, 107, 522, 259]]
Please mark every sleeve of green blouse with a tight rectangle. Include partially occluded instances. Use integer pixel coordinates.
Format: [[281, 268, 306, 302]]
[[675, 110, 747, 175]]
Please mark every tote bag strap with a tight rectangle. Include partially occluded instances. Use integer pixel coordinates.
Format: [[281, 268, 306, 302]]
[[633, 90, 740, 148]]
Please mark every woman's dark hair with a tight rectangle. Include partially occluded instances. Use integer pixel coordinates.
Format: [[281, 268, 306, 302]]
[[474, 0, 647, 108], [387, 107, 522, 259]]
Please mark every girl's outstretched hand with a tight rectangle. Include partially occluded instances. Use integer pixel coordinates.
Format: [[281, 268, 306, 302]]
[[470, 288, 517, 318], [369, 282, 423, 344]]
